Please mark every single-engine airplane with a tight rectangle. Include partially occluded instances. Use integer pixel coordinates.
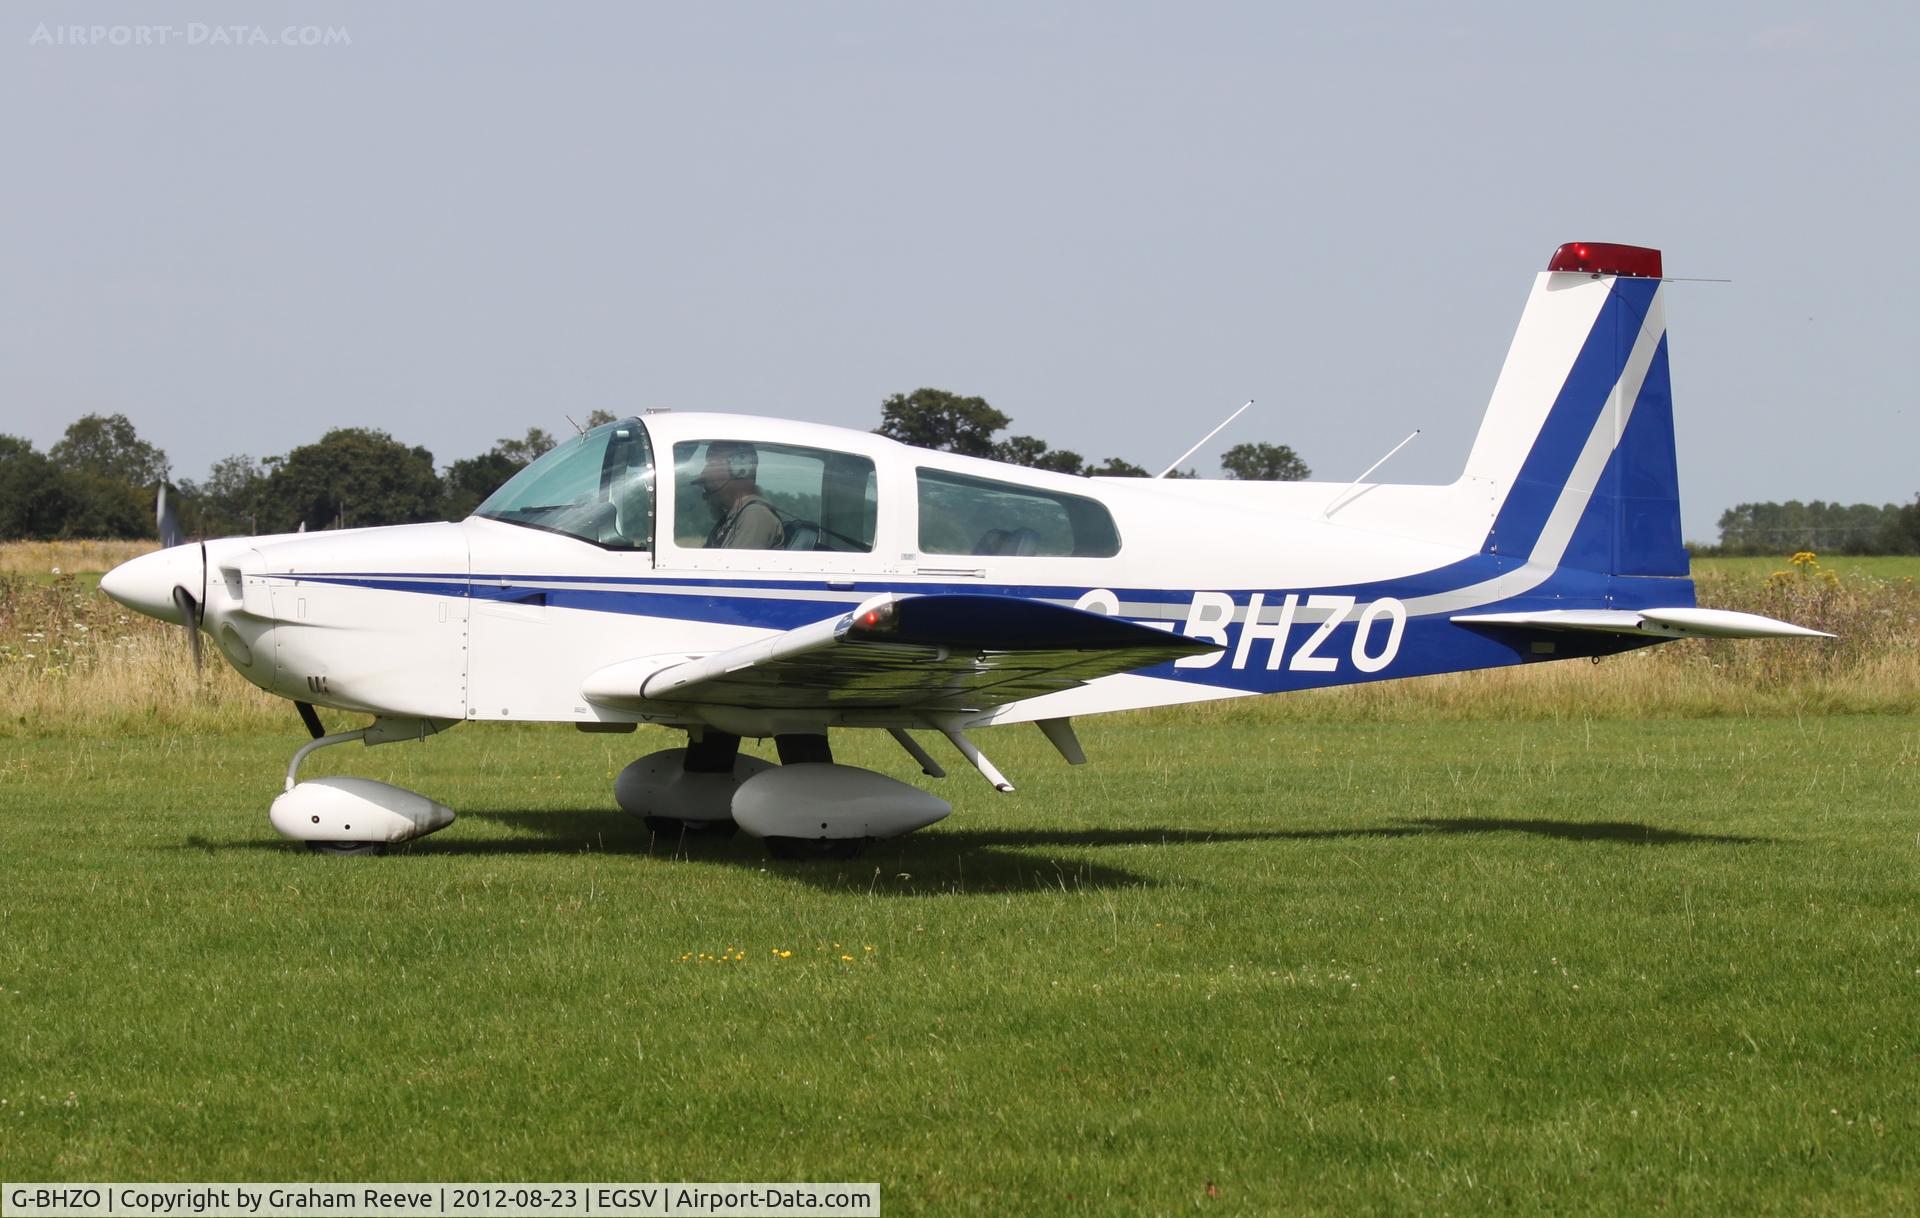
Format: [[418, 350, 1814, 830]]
[[103, 242, 1827, 857]]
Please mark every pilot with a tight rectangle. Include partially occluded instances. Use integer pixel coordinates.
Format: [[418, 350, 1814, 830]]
[[697, 441, 784, 549]]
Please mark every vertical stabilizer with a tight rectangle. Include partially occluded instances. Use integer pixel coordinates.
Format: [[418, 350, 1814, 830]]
[[1459, 243, 1688, 579]]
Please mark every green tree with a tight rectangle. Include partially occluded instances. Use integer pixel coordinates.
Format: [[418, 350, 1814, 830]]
[[1220, 441, 1311, 481], [497, 427, 557, 466], [876, 389, 1010, 458], [444, 427, 558, 519], [1086, 457, 1151, 478], [1715, 500, 1903, 555], [264, 428, 445, 531], [994, 434, 1086, 475], [49, 413, 169, 485], [40, 414, 168, 538], [0, 436, 82, 540], [1881, 495, 1920, 555], [181, 455, 270, 537]]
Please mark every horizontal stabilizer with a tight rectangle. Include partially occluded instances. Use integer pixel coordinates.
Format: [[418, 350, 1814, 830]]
[[583, 593, 1219, 715], [1452, 607, 1832, 640]]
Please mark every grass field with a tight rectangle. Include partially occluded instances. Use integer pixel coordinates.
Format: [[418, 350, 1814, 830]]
[[3, 716, 1918, 1215]]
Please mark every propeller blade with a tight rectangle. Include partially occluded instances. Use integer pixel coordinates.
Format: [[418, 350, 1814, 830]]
[[156, 484, 184, 549], [170, 584, 202, 670]]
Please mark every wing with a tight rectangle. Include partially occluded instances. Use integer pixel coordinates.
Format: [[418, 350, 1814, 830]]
[[582, 593, 1218, 715], [1452, 606, 1831, 639]]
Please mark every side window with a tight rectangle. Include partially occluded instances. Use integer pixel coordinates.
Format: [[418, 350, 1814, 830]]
[[916, 469, 1121, 557], [674, 441, 878, 552]]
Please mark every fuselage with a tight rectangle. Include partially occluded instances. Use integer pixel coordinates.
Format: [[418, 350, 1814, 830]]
[[103, 405, 1687, 737]]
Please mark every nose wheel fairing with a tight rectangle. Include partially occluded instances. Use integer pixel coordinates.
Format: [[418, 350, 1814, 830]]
[[269, 718, 460, 852]]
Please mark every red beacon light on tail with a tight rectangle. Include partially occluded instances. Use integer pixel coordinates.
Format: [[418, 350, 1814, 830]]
[[1547, 242, 1663, 279]]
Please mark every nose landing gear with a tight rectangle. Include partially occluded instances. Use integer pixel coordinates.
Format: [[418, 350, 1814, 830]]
[[270, 718, 458, 854]]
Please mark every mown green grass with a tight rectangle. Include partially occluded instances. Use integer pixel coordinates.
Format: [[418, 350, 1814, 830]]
[[3, 715, 1917, 1215]]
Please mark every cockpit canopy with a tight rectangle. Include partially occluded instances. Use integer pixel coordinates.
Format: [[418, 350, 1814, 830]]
[[474, 418, 654, 549], [472, 413, 1121, 560]]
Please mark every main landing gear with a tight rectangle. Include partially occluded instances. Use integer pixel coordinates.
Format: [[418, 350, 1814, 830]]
[[615, 729, 952, 861]]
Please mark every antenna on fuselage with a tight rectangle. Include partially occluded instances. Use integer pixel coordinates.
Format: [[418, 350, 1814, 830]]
[[1155, 399, 1252, 479], [1322, 429, 1421, 519], [564, 414, 587, 437]]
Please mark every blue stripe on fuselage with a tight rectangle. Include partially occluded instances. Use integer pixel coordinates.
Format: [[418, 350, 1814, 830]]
[[283, 562, 1692, 695]]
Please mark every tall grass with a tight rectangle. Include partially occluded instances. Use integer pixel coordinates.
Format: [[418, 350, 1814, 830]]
[[0, 538, 152, 576], [1207, 557, 1920, 724], [0, 572, 289, 737], [2, 548, 1913, 739]]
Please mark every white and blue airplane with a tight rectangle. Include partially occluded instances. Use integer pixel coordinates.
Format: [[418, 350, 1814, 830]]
[[102, 242, 1825, 857]]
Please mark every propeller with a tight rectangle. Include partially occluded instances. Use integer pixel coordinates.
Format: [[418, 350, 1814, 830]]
[[170, 583, 203, 669], [157, 483, 184, 549], [155, 484, 207, 670]]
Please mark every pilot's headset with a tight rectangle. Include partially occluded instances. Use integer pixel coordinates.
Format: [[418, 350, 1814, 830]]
[[722, 444, 756, 482], [699, 442, 758, 507], [710, 442, 757, 483]]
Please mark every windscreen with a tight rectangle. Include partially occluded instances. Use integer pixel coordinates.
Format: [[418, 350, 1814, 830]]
[[475, 418, 654, 550]]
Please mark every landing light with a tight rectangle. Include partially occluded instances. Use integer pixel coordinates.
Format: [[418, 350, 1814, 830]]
[[852, 602, 898, 635]]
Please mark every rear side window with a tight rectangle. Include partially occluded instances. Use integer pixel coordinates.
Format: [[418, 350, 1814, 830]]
[[916, 469, 1121, 558]]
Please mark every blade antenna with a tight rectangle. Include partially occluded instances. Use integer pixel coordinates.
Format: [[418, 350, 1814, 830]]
[[1322, 429, 1421, 519], [1155, 400, 1252, 479]]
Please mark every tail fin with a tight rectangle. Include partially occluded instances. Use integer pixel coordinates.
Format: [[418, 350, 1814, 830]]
[[1461, 243, 1687, 578]]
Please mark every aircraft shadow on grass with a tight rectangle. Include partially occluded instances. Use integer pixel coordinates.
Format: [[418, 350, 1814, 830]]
[[177, 808, 1764, 896]]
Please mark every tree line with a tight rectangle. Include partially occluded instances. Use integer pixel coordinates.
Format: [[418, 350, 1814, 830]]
[[0, 413, 572, 540], [10, 400, 1916, 554], [1699, 499, 1920, 556], [0, 391, 1315, 542], [873, 388, 1310, 481]]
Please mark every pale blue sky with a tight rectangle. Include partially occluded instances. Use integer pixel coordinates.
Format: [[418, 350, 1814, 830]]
[[3, 2, 1914, 540]]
